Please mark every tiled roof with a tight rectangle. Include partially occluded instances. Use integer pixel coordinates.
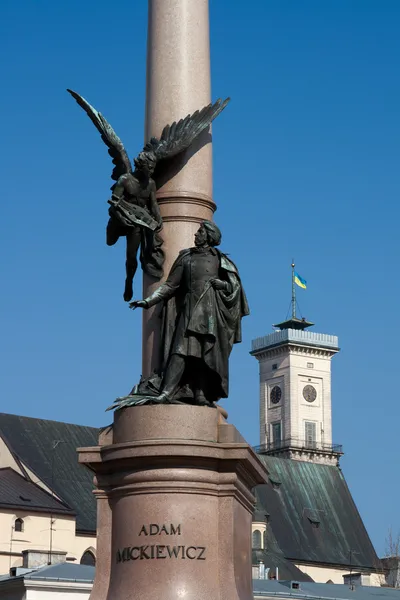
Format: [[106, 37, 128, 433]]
[[255, 455, 381, 570], [25, 562, 95, 582], [0, 563, 95, 583], [252, 548, 313, 582], [254, 580, 400, 599], [0, 468, 74, 515], [0, 413, 99, 532]]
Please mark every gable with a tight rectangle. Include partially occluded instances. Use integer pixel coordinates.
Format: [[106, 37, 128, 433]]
[[0, 413, 99, 532], [0, 468, 74, 515], [0, 436, 23, 475]]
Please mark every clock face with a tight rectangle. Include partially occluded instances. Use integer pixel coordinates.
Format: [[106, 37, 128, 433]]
[[303, 384, 317, 403], [270, 385, 282, 405]]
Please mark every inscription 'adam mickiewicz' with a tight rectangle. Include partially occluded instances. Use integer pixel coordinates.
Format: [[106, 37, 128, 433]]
[[139, 523, 181, 536], [116, 523, 207, 563], [117, 545, 206, 562]]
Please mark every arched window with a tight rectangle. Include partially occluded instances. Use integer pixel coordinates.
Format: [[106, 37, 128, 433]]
[[14, 518, 24, 532], [263, 529, 268, 550], [80, 550, 96, 566], [252, 529, 262, 549]]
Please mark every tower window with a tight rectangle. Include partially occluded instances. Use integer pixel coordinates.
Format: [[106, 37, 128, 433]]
[[305, 421, 317, 449], [307, 362, 314, 369], [271, 422, 282, 449], [272, 363, 278, 371], [252, 529, 262, 549], [14, 518, 24, 533]]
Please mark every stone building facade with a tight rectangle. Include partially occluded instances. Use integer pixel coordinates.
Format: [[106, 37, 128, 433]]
[[251, 324, 341, 466], [250, 316, 384, 585], [0, 414, 98, 575]]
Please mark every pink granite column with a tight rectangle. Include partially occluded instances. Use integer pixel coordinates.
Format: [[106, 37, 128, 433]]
[[142, 0, 215, 376]]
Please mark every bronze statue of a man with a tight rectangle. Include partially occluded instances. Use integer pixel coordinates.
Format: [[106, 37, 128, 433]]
[[130, 221, 249, 406]]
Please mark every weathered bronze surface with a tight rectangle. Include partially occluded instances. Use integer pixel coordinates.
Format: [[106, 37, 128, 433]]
[[67, 90, 229, 301], [109, 221, 249, 410]]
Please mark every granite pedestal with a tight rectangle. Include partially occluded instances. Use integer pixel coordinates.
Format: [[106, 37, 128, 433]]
[[79, 406, 268, 600]]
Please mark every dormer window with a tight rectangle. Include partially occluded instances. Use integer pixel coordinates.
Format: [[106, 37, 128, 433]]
[[308, 518, 320, 529], [304, 508, 321, 529]]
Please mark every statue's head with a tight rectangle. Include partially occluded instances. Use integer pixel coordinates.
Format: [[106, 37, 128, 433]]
[[134, 151, 157, 176], [195, 220, 222, 248]]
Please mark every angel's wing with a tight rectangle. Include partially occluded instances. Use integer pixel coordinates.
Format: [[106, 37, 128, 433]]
[[143, 98, 230, 162], [67, 89, 132, 182]]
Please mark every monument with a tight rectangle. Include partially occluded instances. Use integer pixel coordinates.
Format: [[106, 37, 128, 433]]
[[69, 1, 268, 599]]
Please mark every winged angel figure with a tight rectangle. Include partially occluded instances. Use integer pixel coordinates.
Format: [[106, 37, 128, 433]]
[[67, 90, 229, 301]]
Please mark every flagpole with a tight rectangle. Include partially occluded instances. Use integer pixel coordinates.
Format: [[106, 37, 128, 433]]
[[291, 261, 296, 319]]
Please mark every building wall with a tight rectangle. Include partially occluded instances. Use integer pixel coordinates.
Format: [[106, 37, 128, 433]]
[[0, 580, 92, 600], [18, 461, 63, 501], [26, 581, 92, 599], [0, 438, 23, 475], [0, 509, 96, 575], [258, 344, 335, 449], [294, 562, 382, 586], [289, 349, 333, 446]]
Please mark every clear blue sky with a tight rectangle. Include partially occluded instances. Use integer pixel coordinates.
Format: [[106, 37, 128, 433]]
[[1, 0, 399, 556]]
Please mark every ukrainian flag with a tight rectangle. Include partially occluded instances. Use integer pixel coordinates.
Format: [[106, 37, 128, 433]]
[[294, 272, 307, 289]]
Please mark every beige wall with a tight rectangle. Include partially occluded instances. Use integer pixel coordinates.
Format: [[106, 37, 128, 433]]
[[258, 344, 335, 454], [294, 562, 382, 586], [26, 580, 92, 599], [0, 579, 92, 600], [0, 509, 96, 575], [0, 438, 23, 475]]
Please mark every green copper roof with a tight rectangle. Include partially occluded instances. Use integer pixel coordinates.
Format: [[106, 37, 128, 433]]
[[255, 455, 380, 570]]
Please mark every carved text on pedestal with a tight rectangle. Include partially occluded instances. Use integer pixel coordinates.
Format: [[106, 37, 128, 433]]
[[116, 523, 206, 563]]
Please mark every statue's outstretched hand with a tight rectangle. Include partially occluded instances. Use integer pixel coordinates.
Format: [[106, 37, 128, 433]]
[[129, 300, 149, 310]]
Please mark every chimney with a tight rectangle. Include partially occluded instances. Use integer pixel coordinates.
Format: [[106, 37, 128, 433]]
[[22, 549, 67, 569], [343, 572, 371, 587]]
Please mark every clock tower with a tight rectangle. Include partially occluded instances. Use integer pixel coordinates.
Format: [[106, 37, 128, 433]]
[[250, 314, 342, 466]]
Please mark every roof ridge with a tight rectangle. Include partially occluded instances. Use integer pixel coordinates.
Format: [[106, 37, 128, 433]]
[[0, 412, 99, 431]]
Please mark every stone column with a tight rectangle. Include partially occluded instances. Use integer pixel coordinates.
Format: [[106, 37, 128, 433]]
[[142, 0, 215, 376], [87, 428, 113, 600]]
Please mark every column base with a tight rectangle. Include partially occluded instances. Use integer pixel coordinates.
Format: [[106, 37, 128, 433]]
[[79, 405, 267, 600]]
